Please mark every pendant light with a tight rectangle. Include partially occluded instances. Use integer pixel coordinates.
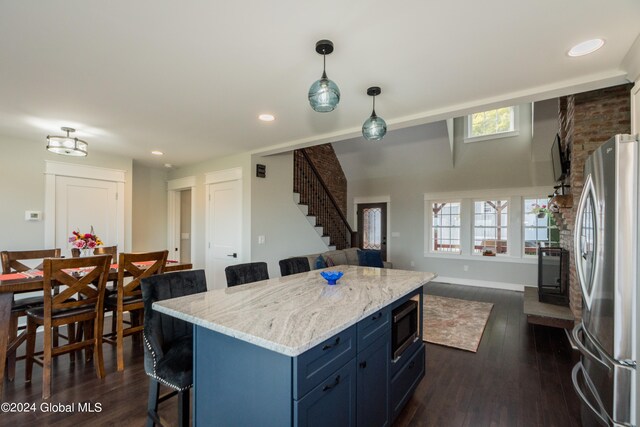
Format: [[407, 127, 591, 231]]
[[362, 87, 387, 141], [46, 127, 88, 156], [308, 40, 340, 112]]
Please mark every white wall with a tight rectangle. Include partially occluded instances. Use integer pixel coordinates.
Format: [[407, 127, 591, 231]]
[[132, 161, 168, 252], [251, 152, 331, 278], [167, 153, 252, 270], [335, 102, 558, 288], [0, 135, 134, 252]]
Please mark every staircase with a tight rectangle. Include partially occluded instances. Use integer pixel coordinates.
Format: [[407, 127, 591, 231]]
[[293, 149, 357, 250]]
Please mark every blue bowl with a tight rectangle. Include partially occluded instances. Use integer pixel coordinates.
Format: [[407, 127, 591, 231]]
[[320, 271, 344, 285]]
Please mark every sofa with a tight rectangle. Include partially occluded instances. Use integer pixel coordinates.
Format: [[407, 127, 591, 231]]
[[302, 248, 393, 270]]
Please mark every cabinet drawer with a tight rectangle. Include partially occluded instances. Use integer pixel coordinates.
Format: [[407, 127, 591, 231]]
[[357, 306, 390, 351], [390, 343, 425, 421], [294, 325, 356, 399], [294, 358, 357, 427]]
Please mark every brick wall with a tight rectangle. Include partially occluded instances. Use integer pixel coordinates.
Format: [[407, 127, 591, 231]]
[[303, 143, 348, 215], [556, 83, 633, 320]]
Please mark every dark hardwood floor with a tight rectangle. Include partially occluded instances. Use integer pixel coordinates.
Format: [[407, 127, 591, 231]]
[[395, 282, 582, 427], [2, 283, 581, 426]]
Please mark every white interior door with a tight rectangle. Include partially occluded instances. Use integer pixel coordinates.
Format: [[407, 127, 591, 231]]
[[55, 176, 119, 257], [206, 179, 242, 289]]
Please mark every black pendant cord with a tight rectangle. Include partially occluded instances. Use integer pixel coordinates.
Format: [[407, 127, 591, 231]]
[[322, 53, 327, 79], [371, 96, 377, 117]]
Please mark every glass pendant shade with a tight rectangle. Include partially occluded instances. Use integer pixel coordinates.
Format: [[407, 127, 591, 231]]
[[308, 76, 340, 112], [309, 40, 339, 112], [362, 86, 386, 141], [46, 127, 88, 156], [362, 113, 387, 141]]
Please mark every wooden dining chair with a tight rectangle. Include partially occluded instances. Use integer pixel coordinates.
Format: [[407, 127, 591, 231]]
[[71, 245, 120, 341], [24, 254, 111, 399], [103, 250, 168, 371], [0, 248, 61, 382]]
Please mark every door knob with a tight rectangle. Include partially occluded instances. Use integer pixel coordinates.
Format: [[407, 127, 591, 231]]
[[227, 253, 237, 258]]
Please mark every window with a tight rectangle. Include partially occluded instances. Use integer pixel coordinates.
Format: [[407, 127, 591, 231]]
[[431, 202, 461, 253], [523, 197, 559, 255], [465, 106, 519, 142], [473, 200, 508, 255]]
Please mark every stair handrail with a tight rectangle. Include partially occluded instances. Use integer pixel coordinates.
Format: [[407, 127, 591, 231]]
[[297, 149, 355, 238]]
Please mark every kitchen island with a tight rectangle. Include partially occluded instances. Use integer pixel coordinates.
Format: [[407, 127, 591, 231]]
[[154, 265, 436, 427]]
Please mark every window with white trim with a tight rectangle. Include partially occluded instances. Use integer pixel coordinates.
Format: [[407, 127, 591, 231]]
[[473, 200, 508, 255], [430, 202, 461, 253], [465, 106, 519, 142], [523, 197, 559, 256]]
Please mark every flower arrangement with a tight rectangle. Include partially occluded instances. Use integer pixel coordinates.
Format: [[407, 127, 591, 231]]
[[69, 226, 103, 249], [531, 203, 550, 217]]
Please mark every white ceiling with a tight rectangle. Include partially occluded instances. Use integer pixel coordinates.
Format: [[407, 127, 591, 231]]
[[1, 1, 639, 168]]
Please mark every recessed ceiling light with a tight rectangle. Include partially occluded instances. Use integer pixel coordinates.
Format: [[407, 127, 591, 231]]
[[151, 150, 164, 156], [258, 114, 275, 122], [164, 163, 173, 168], [568, 39, 604, 57]]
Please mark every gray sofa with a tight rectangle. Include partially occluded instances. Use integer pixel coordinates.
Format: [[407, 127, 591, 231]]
[[302, 248, 392, 270]]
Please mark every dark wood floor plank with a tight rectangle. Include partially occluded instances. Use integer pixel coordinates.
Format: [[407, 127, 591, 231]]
[[403, 282, 581, 427]]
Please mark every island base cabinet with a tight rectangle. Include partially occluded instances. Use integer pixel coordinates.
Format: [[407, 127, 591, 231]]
[[391, 344, 425, 422], [294, 359, 357, 427], [357, 334, 390, 427]]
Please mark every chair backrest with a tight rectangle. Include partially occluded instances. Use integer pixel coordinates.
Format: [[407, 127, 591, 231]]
[[279, 257, 311, 277], [1, 248, 61, 274], [225, 262, 269, 287], [141, 270, 207, 357], [117, 250, 169, 299], [71, 245, 117, 261], [42, 255, 111, 321]]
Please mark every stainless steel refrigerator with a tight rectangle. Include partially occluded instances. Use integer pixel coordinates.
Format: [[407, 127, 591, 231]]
[[572, 134, 637, 426]]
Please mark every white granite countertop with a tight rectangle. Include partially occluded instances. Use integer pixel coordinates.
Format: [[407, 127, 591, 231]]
[[153, 265, 436, 357]]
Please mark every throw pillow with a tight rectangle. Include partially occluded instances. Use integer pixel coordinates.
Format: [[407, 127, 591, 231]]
[[315, 255, 327, 269], [357, 249, 384, 268], [324, 255, 335, 267]]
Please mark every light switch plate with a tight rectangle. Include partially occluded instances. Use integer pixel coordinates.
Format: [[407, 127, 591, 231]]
[[258, 235, 265, 244]]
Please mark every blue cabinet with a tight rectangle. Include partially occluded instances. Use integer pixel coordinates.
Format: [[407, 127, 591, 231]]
[[192, 287, 424, 426], [294, 359, 357, 427], [357, 334, 390, 427]]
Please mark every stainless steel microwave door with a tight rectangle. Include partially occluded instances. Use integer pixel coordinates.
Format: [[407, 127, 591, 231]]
[[576, 174, 599, 311]]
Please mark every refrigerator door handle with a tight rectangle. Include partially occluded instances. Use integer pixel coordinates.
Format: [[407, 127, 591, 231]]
[[571, 362, 614, 426], [572, 323, 612, 371]]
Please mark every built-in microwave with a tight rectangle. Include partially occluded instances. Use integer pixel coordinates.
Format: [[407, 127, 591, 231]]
[[391, 299, 418, 360]]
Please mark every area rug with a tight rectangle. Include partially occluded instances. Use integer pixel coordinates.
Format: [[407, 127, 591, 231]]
[[423, 295, 493, 352]]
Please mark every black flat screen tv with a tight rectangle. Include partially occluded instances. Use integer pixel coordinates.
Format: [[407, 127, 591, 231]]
[[551, 133, 567, 182]]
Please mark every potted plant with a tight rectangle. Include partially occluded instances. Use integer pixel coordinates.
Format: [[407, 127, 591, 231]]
[[531, 203, 550, 218], [69, 226, 103, 256]]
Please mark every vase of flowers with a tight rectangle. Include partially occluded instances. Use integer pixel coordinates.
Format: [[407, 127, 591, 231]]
[[531, 203, 550, 218], [69, 226, 103, 256]]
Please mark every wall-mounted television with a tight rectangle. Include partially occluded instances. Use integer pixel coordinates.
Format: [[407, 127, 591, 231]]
[[551, 133, 568, 182]]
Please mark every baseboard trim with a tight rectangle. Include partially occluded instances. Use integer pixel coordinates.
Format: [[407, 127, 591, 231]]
[[435, 276, 535, 292]]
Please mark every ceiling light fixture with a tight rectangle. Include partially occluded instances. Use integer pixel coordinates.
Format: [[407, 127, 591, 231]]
[[362, 87, 387, 141], [308, 40, 340, 112], [151, 150, 164, 156], [568, 38, 604, 57], [258, 114, 275, 122], [46, 127, 88, 156]]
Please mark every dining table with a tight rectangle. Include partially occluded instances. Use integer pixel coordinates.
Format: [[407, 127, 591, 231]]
[[0, 260, 193, 400]]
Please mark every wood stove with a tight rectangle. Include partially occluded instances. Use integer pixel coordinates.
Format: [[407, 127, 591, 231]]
[[538, 247, 569, 306]]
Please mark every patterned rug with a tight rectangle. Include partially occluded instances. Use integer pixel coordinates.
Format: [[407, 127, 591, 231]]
[[423, 295, 493, 352]]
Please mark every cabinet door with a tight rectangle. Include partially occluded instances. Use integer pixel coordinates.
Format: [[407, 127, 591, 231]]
[[294, 359, 357, 427], [357, 335, 390, 427]]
